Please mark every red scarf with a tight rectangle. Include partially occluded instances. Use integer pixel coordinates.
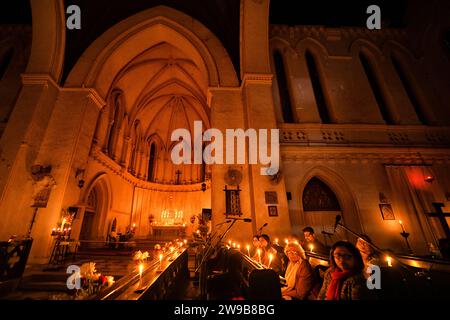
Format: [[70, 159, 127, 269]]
[[325, 269, 353, 300]]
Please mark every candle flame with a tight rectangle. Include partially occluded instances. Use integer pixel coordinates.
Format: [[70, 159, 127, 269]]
[[386, 256, 393, 267], [139, 263, 144, 275], [268, 253, 273, 268], [399, 220, 403, 225], [309, 244, 314, 252]]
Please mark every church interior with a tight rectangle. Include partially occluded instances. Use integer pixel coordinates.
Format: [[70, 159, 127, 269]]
[[0, 0, 450, 301]]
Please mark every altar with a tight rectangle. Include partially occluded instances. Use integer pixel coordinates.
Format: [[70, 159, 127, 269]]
[[149, 225, 186, 241]]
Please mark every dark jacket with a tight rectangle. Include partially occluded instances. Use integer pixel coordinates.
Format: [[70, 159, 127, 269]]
[[282, 259, 318, 300], [317, 268, 377, 300]]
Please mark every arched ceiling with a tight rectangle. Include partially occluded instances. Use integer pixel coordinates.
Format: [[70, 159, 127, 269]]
[[113, 41, 210, 149], [62, 0, 240, 84]]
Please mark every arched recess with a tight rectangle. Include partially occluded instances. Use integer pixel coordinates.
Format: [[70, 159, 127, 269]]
[[269, 38, 298, 123], [382, 41, 437, 125], [295, 38, 336, 124], [350, 39, 397, 125], [65, 5, 238, 93], [27, 0, 65, 82], [298, 166, 363, 239], [80, 173, 112, 240]]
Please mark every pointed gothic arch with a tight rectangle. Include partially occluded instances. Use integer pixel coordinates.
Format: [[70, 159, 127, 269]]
[[298, 166, 363, 237]]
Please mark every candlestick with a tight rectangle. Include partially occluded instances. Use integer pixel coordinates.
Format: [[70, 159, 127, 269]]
[[399, 220, 413, 254]]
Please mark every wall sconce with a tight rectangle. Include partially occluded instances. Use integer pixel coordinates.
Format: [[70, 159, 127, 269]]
[[75, 168, 85, 188]]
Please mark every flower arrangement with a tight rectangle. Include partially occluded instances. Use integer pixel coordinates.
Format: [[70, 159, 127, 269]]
[[133, 250, 149, 265], [76, 262, 114, 299]]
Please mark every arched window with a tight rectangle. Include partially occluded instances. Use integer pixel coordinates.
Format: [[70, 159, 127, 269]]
[[305, 50, 331, 124], [0, 48, 14, 80], [302, 177, 341, 211], [391, 54, 428, 125], [273, 50, 295, 123], [359, 52, 394, 124], [148, 143, 156, 182]]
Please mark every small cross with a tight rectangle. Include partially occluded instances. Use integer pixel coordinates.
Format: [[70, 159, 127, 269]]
[[427, 203, 450, 240]]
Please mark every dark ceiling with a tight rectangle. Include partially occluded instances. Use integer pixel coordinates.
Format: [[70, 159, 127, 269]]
[[269, 0, 406, 27], [1, 0, 409, 84]]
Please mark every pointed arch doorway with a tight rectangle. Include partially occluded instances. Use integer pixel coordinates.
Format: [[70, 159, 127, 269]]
[[299, 168, 363, 245], [78, 175, 111, 245]]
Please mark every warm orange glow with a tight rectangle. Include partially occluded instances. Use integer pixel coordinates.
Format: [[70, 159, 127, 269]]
[[386, 256, 393, 267], [237, 244, 241, 251], [159, 254, 163, 264], [183, 239, 187, 245], [246, 244, 250, 256], [257, 248, 261, 263], [268, 253, 273, 268], [274, 238, 279, 245], [284, 239, 289, 245], [138, 263, 144, 276], [399, 220, 403, 225], [309, 244, 314, 253]]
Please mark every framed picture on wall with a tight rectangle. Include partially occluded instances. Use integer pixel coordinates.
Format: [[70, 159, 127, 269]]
[[379, 203, 395, 220], [268, 205, 278, 217]]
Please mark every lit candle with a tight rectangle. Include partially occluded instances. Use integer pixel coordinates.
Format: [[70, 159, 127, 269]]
[[268, 253, 273, 269], [386, 256, 393, 267], [183, 239, 187, 245], [257, 249, 261, 263], [274, 238, 279, 245], [294, 240, 299, 245], [228, 240, 232, 246], [246, 244, 250, 256], [232, 242, 236, 248], [159, 254, 163, 265], [139, 263, 144, 277], [61, 218, 66, 231], [170, 246, 174, 253], [399, 220, 406, 233], [284, 239, 289, 246], [237, 244, 241, 251], [309, 244, 314, 253]]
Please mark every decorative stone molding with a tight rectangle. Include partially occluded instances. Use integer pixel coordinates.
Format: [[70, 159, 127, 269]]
[[279, 123, 450, 148], [270, 25, 409, 58], [281, 146, 450, 164], [90, 146, 210, 192]]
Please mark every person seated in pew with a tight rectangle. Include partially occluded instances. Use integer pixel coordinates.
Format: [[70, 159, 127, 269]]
[[258, 234, 282, 274], [301, 227, 329, 255], [317, 241, 377, 300], [282, 242, 319, 300], [250, 235, 261, 260], [356, 234, 380, 279]]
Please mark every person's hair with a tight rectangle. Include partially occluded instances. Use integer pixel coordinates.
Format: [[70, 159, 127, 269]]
[[284, 242, 306, 260], [253, 235, 259, 241], [258, 234, 271, 250], [329, 241, 364, 273], [302, 227, 315, 234]]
